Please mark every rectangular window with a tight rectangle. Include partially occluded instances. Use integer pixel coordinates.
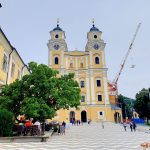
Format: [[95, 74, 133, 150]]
[[98, 95, 102, 101], [17, 69, 21, 79], [97, 80, 101, 87], [80, 81, 84, 88], [11, 62, 15, 77], [2, 54, 8, 72], [81, 96, 85, 102]]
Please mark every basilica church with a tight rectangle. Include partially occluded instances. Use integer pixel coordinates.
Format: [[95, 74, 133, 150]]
[[47, 22, 121, 123]]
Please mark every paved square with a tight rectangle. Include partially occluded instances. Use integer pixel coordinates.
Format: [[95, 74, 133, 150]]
[[0, 122, 149, 150]]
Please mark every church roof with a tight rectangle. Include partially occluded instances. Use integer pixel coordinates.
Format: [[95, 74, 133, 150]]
[[53, 24, 63, 31], [90, 24, 100, 32]]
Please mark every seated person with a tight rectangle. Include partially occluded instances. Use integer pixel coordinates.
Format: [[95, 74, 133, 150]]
[[34, 120, 41, 131], [25, 120, 32, 127]]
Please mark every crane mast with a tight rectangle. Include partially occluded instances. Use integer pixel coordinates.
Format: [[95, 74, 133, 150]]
[[114, 23, 141, 85]]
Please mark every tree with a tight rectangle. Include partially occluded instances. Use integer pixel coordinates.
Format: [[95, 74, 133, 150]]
[[118, 94, 134, 119], [0, 109, 13, 137], [0, 62, 81, 122], [134, 88, 150, 123]]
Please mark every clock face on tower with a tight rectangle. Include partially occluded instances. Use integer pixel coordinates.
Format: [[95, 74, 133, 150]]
[[54, 44, 60, 50], [93, 44, 99, 50]]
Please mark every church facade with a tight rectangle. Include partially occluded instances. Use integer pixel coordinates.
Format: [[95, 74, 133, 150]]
[[47, 23, 121, 122]]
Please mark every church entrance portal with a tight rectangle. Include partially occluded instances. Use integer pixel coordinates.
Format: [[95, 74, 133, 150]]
[[70, 111, 75, 123], [81, 111, 87, 122]]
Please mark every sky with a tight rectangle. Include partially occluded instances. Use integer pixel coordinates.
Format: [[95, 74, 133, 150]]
[[0, 0, 150, 99]]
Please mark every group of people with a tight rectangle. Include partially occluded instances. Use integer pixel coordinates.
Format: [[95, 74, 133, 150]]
[[58, 121, 66, 135], [123, 121, 136, 132], [17, 118, 41, 135], [71, 119, 82, 126]]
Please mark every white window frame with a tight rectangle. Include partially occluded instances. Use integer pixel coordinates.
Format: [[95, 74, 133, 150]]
[[96, 79, 101, 87], [97, 111, 105, 119], [54, 56, 59, 65], [11, 62, 15, 78], [95, 56, 100, 64], [2, 52, 8, 72], [81, 94, 86, 102], [17, 68, 21, 80], [80, 80, 85, 88], [97, 92, 102, 101]]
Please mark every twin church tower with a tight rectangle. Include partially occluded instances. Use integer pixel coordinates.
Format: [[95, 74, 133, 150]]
[[47, 21, 121, 122]]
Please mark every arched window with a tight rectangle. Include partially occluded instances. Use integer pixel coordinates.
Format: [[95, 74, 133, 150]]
[[55, 57, 59, 64], [80, 80, 84, 88], [95, 57, 99, 64]]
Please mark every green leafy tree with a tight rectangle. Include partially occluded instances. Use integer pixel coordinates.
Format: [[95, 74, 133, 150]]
[[134, 88, 150, 123], [0, 109, 14, 137], [0, 62, 81, 122], [118, 94, 134, 119]]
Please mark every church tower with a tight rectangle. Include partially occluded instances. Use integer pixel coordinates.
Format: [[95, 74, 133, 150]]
[[85, 22, 109, 106], [47, 21, 67, 74]]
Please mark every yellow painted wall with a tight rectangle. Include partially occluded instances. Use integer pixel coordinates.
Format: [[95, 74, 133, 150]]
[[52, 106, 122, 123], [0, 29, 29, 85], [0, 45, 7, 84]]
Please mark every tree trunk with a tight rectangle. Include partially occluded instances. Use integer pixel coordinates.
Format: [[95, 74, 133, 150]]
[[41, 122, 45, 135], [147, 118, 149, 124]]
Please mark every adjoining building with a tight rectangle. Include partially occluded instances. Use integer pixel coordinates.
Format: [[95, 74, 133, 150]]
[[47, 23, 122, 123], [0, 28, 29, 87]]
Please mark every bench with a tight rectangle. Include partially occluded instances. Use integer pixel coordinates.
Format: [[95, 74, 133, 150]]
[[0, 135, 49, 143]]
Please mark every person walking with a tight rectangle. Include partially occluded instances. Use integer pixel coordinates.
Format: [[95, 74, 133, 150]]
[[123, 122, 127, 131], [133, 122, 136, 132], [58, 123, 61, 135], [101, 121, 104, 129], [129, 121, 133, 132], [62, 121, 66, 128], [77, 120, 79, 126], [71, 118, 73, 126], [79, 120, 80, 125]]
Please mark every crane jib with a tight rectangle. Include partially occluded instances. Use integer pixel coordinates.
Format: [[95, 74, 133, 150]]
[[114, 23, 141, 85]]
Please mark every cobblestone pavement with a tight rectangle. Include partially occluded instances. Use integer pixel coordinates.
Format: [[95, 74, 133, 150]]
[[0, 122, 150, 150]]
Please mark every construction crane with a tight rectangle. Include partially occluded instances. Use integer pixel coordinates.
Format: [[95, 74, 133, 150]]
[[108, 23, 141, 106], [114, 23, 141, 86]]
